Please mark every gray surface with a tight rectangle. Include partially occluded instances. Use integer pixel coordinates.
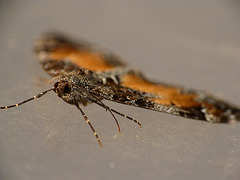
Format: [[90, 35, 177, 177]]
[[0, 1, 240, 180]]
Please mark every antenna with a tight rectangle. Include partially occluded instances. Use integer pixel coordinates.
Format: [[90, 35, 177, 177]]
[[0, 88, 54, 109]]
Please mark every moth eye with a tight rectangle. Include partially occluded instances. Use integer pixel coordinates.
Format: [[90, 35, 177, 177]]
[[63, 84, 71, 94]]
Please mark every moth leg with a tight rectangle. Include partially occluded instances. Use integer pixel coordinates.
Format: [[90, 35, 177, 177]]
[[104, 105, 121, 134], [89, 98, 142, 128], [110, 108, 142, 128], [75, 103, 103, 148], [86, 94, 122, 134]]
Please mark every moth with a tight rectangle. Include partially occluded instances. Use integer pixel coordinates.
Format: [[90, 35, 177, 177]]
[[1, 32, 240, 147]]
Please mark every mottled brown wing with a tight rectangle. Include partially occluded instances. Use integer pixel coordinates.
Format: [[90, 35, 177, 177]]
[[34, 32, 126, 77], [94, 73, 240, 123], [121, 72, 199, 108]]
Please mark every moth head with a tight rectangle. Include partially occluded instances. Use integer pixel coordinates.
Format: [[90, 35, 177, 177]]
[[53, 81, 75, 104]]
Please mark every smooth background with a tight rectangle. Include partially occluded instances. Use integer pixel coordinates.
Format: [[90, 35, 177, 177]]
[[0, 1, 240, 180]]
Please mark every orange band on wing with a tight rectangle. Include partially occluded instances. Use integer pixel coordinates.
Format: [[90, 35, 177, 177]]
[[49, 46, 114, 71], [122, 74, 200, 108], [122, 74, 178, 95]]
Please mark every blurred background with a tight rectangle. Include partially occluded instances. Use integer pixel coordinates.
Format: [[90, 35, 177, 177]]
[[0, 1, 240, 180]]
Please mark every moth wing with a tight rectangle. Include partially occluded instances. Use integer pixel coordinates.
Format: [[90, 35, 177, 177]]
[[93, 80, 206, 120], [34, 32, 126, 77], [96, 72, 240, 123]]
